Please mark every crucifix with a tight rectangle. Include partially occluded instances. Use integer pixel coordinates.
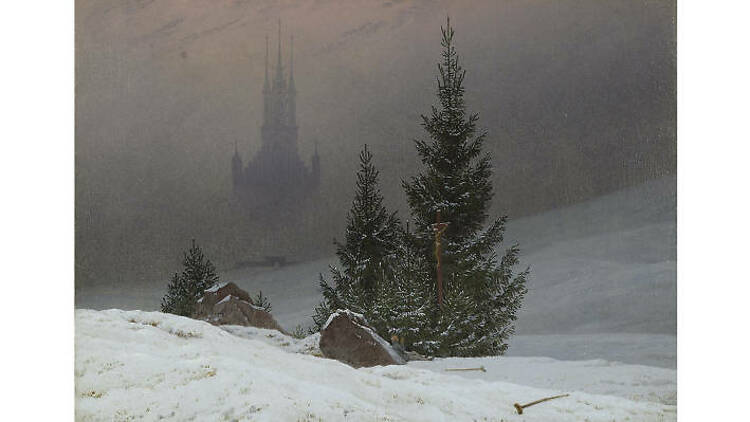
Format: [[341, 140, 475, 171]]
[[433, 210, 449, 309]]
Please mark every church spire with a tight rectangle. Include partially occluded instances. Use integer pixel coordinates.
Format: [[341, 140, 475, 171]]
[[287, 33, 297, 126], [263, 35, 269, 92], [288, 34, 295, 92], [274, 18, 284, 89], [262, 34, 271, 126], [233, 22, 317, 205], [311, 139, 320, 185], [231, 140, 243, 191]]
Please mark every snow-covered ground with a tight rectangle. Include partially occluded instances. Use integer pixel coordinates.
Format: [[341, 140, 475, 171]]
[[509, 333, 676, 369], [75, 176, 676, 368], [76, 309, 676, 421], [508, 177, 676, 336]]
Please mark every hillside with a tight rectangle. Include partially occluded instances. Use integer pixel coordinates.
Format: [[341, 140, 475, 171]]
[[76, 176, 676, 366], [221, 175, 676, 336], [75, 309, 676, 421], [509, 175, 676, 335]]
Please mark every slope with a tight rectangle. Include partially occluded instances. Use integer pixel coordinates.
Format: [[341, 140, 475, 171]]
[[75, 309, 676, 421]]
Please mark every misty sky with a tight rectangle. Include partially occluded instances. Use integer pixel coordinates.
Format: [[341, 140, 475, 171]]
[[75, 0, 676, 289]]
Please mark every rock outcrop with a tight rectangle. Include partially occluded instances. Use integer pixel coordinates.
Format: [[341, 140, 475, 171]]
[[192, 282, 286, 334], [319, 309, 406, 368]]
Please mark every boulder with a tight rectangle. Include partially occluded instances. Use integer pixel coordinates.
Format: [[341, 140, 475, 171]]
[[319, 309, 406, 368], [192, 282, 286, 334]]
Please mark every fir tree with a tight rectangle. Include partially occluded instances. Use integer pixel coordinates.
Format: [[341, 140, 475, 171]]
[[160, 273, 194, 317], [338, 144, 401, 293], [161, 239, 220, 317], [369, 237, 437, 354], [312, 145, 401, 329], [253, 290, 272, 313], [402, 17, 528, 356]]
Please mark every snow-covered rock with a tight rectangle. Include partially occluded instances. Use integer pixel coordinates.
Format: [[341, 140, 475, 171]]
[[193, 282, 286, 333], [75, 309, 676, 421], [320, 309, 406, 368]]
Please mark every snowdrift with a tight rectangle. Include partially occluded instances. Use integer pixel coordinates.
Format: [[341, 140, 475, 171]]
[[76, 309, 675, 421]]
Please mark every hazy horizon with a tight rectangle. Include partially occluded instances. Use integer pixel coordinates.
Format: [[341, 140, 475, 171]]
[[75, 0, 676, 290]]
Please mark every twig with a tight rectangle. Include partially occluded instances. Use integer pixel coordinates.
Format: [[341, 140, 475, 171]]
[[513, 393, 570, 414], [444, 366, 486, 373]]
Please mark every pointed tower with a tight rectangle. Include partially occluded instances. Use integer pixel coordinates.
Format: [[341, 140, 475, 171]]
[[263, 35, 270, 126], [311, 140, 320, 186], [287, 35, 297, 128], [233, 22, 318, 212], [273, 19, 286, 93], [266, 18, 287, 129], [232, 141, 243, 191]]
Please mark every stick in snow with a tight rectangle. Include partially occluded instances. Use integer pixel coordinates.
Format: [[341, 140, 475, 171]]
[[513, 393, 570, 415], [444, 366, 486, 373]]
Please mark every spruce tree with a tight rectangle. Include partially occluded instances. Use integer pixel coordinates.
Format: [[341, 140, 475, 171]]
[[160, 273, 194, 317], [253, 290, 272, 313], [369, 237, 437, 354], [402, 17, 528, 356], [312, 145, 401, 329], [161, 239, 220, 317]]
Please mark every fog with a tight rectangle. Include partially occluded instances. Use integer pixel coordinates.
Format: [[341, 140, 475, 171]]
[[75, 0, 675, 291]]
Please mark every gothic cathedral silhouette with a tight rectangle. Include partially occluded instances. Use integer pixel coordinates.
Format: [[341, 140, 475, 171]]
[[232, 22, 320, 212]]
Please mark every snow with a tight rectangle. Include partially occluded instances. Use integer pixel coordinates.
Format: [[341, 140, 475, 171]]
[[217, 294, 233, 305], [204, 282, 229, 293], [507, 176, 676, 336], [322, 309, 367, 331], [360, 323, 406, 365], [75, 176, 676, 368], [219, 325, 322, 356], [509, 333, 676, 369], [409, 357, 676, 405], [76, 309, 676, 421]]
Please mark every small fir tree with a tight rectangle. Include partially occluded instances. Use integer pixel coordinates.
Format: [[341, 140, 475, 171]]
[[401, 17, 528, 356], [160, 273, 195, 317], [253, 290, 272, 313], [312, 145, 401, 329], [161, 239, 220, 317], [291, 324, 308, 340]]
